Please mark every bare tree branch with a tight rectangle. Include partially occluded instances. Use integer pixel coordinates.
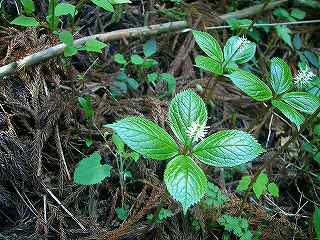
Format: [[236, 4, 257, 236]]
[[0, 0, 288, 78]]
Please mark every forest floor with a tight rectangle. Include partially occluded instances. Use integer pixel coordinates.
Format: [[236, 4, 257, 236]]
[[0, 0, 320, 239]]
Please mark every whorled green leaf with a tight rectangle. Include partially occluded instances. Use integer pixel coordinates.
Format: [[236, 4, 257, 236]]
[[84, 39, 107, 53], [74, 152, 112, 185], [272, 100, 305, 129], [253, 172, 268, 199], [78, 96, 94, 120], [192, 30, 223, 62], [218, 215, 252, 240], [59, 31, 74, 46], [112, 133, 124, 154], [160, 73, 176, 94], [192, 130, 264, 167], [275, 25, 292, 47], [270, 57, 293, 95], [164, 155, 208, 214], [105, 117, 179, 160], [236, 176, 251, 192], [291, 8, 306, 20], [91, 0, 114, 12], [223, 36, 256, 65], [195, 55, 223, 75], [281, 92, 320, 114], [226, 70, 273, 101], [267, 182, 279, 197], [64, 46, 78, 57], [11, 15, 39, 27], [114, 53, 127, 65], [55, 3, 77, 17], [143, 39, 157, 57], [203, 182, 229, 207], [168, 89, 207, 145], [20, 0, 35, 15], [131, 54, 144, 65]]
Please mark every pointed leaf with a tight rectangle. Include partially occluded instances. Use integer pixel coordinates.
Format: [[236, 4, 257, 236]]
[[130, 54, 144, 65], [223, 36, 256, 64], [11, 15, 39, 27], [281, 92, 320, 114], [195, 55, 223, 75], [143, 39, 157, 57], [236, 176, 251, 192], [272, 100, 304, 129], [168, 89, 207, 145], [78, 96, 94, 120], [59, 31, 74, 46], [20, 0, 35, 14], [114, 53, 127, 65], [105, 117, 179, 160], [192, 30, 223, 62], [275, 25, 292, 47], [193, 130, 264, 167], [74, 152, 112, 185], [203, 182, 229, 207], [226, 70, 273, 101], [164, 155, 208, 214], [55, 3, 77, 17], [253, 172, 268, 199], [267, 182, 279, 197], [91, 0, 114, 12], [84, 39, 107, 53], [270, 57, 293, 95]]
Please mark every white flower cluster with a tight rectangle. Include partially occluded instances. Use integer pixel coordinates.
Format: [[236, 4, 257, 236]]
[[186, 121, 209, 142], [235, 35, 250, 53], [293, 66, 315, 89]]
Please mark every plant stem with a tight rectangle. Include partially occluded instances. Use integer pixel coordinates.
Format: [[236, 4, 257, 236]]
[[240, 105, 320, 211]]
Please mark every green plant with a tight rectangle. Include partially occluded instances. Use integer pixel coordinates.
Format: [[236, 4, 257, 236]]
[[293, 35, 320, 68], [115, 204, 129, 220], [314, 208, 320, 239], [272, 7, 306, 47], [11, 0, 39, 27], [10, 0, 130, 29], [112, 39, 176, 96], [303, 121, 320, 165], [218, 214, 253, 240], [202, 182, 229, 208], [74, 152, 112, 185], [105, 89, 263, 213], [193, 30, 320, 130], [147, 208, 173, 224], [78, 96, 95, 121], [226, 59, 320, 129], [273, 8, 306, 22], [236, 172, 279, 199], [193, 31, 256, 75]]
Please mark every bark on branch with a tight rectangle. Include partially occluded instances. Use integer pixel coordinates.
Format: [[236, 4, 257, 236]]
[[0, 0, 287, 78]]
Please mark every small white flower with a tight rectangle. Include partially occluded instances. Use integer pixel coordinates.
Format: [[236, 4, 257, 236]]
[[186, 121, 209, 142], [293, 66, 315, 89], [235, 35, 250, 53]]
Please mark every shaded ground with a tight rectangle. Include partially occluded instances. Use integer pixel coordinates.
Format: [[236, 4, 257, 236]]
[[0, 0, 320, 239]]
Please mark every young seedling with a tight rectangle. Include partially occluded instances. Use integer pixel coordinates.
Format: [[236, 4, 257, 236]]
[[112, 39, 176, 96], [105, 89, 264, 213], [236, 172, 279, 199]]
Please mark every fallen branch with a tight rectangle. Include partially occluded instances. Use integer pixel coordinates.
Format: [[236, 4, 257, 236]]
[[0, 0, 287, 78]]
